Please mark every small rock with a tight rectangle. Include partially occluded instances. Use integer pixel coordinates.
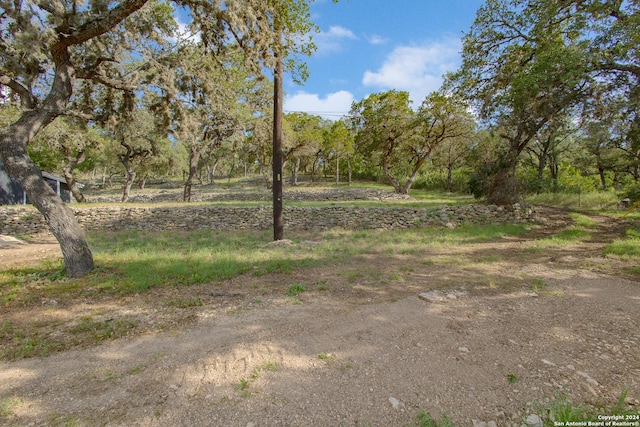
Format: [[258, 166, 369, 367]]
[[473, 420, 488, 427], [458, 346, 470, 353], [388, 397, 401, 409], [576, 371, 599, 387], [522, 414, 543, 427], [418, 291, 445, 303]]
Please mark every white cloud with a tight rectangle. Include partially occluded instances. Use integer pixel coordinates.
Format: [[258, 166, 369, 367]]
[[284, 90, 354, 120], [362, 37, 461, 104], [367, 35, 388, 45], [314, 25, 358, 55]]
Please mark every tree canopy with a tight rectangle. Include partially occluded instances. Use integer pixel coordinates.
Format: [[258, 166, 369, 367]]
[[440, 1, 631, 201]]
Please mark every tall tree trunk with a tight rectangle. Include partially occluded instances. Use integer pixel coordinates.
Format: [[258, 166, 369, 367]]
[[598, 165, 607, 190], [335, 154, 340, 185], [63, 149, 87, 202], [447, 165, 454, 193], [206, 158, 219, 185], [535, 151, 547, 194], [310, 157, 318, 182], [227, 160, 236, 184], [547, 153, 558, 181], [347, 155, 352, 186], [121, 166, 136, 203], [290, 157, 300, 186], [184, 148, 200, 202]]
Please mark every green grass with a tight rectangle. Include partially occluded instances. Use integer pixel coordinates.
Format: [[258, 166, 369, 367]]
[[0, 396, 24, 418], [415, 411, 457, 427], [0, 222, 534, 359], [286, 190, 474, 208], [532, 213, 595, 247], [537, 391, 637, 426], [413, 391, 637, 427], [0, 224, 536, 310], [287, 284, 306, 297], [604, 225, 640, 258], [525, 191, 620, 210], [0, 230, 325, 302], [0, 316, 138, 359]]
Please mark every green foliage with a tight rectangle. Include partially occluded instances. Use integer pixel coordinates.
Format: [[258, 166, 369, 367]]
[[555, 163, 600, 194], [446, 0, 640, 204], [413, 168, 474, 194], [623, 183, 640, 203], [349, 90, 474, 194]]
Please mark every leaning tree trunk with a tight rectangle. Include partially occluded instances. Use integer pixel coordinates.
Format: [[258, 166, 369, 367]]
[[0, 132, 94, 277], [0, 51, 94, 277], [400, 155, 429, 195], [381, 155, 403, 194]]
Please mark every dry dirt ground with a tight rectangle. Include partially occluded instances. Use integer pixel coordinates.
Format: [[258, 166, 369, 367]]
[[1, 207, 639, 426]]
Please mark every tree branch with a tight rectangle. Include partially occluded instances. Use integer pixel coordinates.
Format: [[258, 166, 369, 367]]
[[597, 62, 640, 79], [0, 75, 38, 109], [55, 0, 149, 47], [75, 68, 137, 91]]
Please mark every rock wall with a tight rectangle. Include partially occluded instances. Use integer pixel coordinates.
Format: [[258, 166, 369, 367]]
[[1, 203, 536, 236]]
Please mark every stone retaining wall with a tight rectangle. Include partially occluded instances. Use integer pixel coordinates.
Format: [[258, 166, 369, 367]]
[[1, 203, 536, 236]]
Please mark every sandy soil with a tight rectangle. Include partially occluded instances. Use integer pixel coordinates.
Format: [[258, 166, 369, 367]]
[[0, 207, 639, 426]]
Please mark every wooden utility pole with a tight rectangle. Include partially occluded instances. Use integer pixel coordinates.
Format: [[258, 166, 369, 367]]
[[272, 39, 284, 241]]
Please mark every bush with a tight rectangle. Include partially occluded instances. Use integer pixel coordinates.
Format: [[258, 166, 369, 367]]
[[623, 182, 640, 203]]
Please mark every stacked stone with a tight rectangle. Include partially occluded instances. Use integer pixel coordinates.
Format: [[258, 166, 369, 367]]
[[1, 203, 537, 236]]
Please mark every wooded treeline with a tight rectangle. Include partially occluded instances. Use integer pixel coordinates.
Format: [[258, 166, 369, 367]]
[[1, 0, 638, 276]]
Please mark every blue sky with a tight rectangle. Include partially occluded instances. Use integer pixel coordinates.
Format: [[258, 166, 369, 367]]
[[283, 0, 486, 119]]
